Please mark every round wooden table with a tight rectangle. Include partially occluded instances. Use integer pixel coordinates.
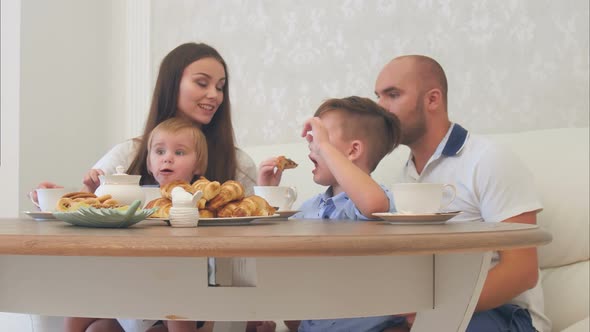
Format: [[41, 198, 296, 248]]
[[0, 218, 551, 332]]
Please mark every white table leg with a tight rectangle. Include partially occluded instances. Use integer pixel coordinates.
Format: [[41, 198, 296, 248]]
[[411, 252, 492, 332], [212, 258, 255, 332]]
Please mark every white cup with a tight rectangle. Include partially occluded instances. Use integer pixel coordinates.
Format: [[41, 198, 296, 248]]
[[254, 186, 297, 211], [32, 188, 70, 212], [392, 183, 456, 214]]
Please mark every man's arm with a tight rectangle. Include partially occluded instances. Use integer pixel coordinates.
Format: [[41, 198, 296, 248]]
[[475, 211, 540, 312]]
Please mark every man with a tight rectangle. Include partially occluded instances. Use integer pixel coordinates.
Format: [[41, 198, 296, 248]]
[[374, 55, 551, 332]]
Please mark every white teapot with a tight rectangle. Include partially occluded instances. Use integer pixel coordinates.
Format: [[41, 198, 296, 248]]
[[94, 166, 145, 206]]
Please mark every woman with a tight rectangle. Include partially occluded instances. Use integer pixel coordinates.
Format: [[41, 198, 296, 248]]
[[37, 42, 259, 332], [82, 42, 256, 194]]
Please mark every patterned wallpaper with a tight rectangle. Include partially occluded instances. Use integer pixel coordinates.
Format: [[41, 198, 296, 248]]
[[151, 0, 589, 147]]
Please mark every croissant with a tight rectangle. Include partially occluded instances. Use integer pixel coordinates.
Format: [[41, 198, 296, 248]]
[[62, 192, 97, 200], [146, 197, 172, 218], [232, 195, 276, 217], [197, 198, 207, 209], [191, 177, 221, 201], [217, 201, 241, 218], [207, 180, 245, 211], [160, 180, 194, 199], [232, 198, 258, 217], [199, 209, 216, 218], [246, 195, 276, 216], [56, 197, 73, 212]]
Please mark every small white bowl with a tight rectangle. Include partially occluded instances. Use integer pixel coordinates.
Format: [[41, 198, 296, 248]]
[[169, 207, 199, 227]]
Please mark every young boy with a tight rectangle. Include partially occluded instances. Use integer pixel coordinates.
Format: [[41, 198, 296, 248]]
[[261, 96, 405, 332], [65, 117, 210, 332], [294, 96, 400, 220]]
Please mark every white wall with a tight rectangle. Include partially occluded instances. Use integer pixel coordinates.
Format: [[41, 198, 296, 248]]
[[150, 0, 590, 148], [1, 0, 21, 217], [18, 0, 126, 212], [7, 0, 590, 215]]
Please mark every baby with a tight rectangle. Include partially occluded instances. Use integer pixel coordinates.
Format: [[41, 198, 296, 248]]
[[65, 117, 210, 332]]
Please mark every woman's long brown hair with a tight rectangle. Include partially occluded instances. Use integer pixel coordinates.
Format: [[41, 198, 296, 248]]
[[127, 42, 237, 185]]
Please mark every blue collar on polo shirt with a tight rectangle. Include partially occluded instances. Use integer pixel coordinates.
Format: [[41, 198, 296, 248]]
[[405, 123, 470, 173], [442, 123, 469, 156]]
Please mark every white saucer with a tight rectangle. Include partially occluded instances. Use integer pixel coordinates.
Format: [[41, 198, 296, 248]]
[[372, 211, 461, 224], [276, 210, 299, 218], [24, 211, 57, 221]]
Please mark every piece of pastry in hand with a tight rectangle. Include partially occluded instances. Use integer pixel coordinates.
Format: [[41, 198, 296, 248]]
[[277, 156, 298, 171], [207, 180, 245, 211], [191, 176, 221, 201], [160, 180, 194, 200]]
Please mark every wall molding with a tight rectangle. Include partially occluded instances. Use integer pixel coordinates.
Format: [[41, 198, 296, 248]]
[[0, 0, 21, 217], [125, 0, 151, 138]]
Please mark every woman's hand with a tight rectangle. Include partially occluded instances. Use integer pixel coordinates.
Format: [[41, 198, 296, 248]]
[[82, 169, 104, 193], [257, 157, 283, 186], [28, 182, 63, 204]]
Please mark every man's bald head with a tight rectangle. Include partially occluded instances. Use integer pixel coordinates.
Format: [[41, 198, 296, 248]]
[[390, 55, 448, 107]]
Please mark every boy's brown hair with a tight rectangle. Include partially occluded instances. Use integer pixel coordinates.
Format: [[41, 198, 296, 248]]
[[314, 96, 401, 171], [147, 117, 208, 176]]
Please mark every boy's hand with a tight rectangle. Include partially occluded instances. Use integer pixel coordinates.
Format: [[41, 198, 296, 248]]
[[257, 157, 283, 186], [82, 169, 104, 193], [301, 117, 330, 154]]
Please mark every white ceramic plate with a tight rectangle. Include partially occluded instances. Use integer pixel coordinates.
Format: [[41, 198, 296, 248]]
[[372, 211, 461, 225], [148, 214, 280, 226], [24, 211, 57, 221]]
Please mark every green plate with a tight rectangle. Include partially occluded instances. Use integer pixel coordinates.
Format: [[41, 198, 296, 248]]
[[53, 200, 157, 228]]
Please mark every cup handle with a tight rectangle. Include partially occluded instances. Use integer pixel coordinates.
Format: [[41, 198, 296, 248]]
[[286, 187, 297, 205], [440, 184, 456, 211], [28, 190, 41, 209]]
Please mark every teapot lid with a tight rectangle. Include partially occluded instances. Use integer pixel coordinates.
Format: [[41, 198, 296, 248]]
[[99, 166, 141, 185]]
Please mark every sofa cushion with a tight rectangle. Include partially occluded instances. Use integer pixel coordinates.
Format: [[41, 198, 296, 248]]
[[485, 128, 589, 269], [541, 260, 589, 332], [561, 317, 590, 332]]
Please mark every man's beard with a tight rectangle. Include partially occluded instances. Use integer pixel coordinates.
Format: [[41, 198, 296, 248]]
[[400, 100, 427, 146]]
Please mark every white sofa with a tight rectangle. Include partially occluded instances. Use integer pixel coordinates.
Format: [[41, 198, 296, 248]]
[[244, 127, 590, 332], [2, 127, 588, 332]]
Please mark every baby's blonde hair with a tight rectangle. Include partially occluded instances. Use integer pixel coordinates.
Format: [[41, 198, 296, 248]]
[[147, 118, 208, 175]]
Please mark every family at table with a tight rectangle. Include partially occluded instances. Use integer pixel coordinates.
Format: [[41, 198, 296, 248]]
[[31, 42, 549, 332]]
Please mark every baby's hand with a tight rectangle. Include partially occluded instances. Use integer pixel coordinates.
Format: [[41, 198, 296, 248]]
[[257, 157, 283, 186], [82, 169, 104, 193]]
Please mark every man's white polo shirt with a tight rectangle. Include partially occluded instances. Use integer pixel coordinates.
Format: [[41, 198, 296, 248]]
[[396, 123, 550, 332]]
